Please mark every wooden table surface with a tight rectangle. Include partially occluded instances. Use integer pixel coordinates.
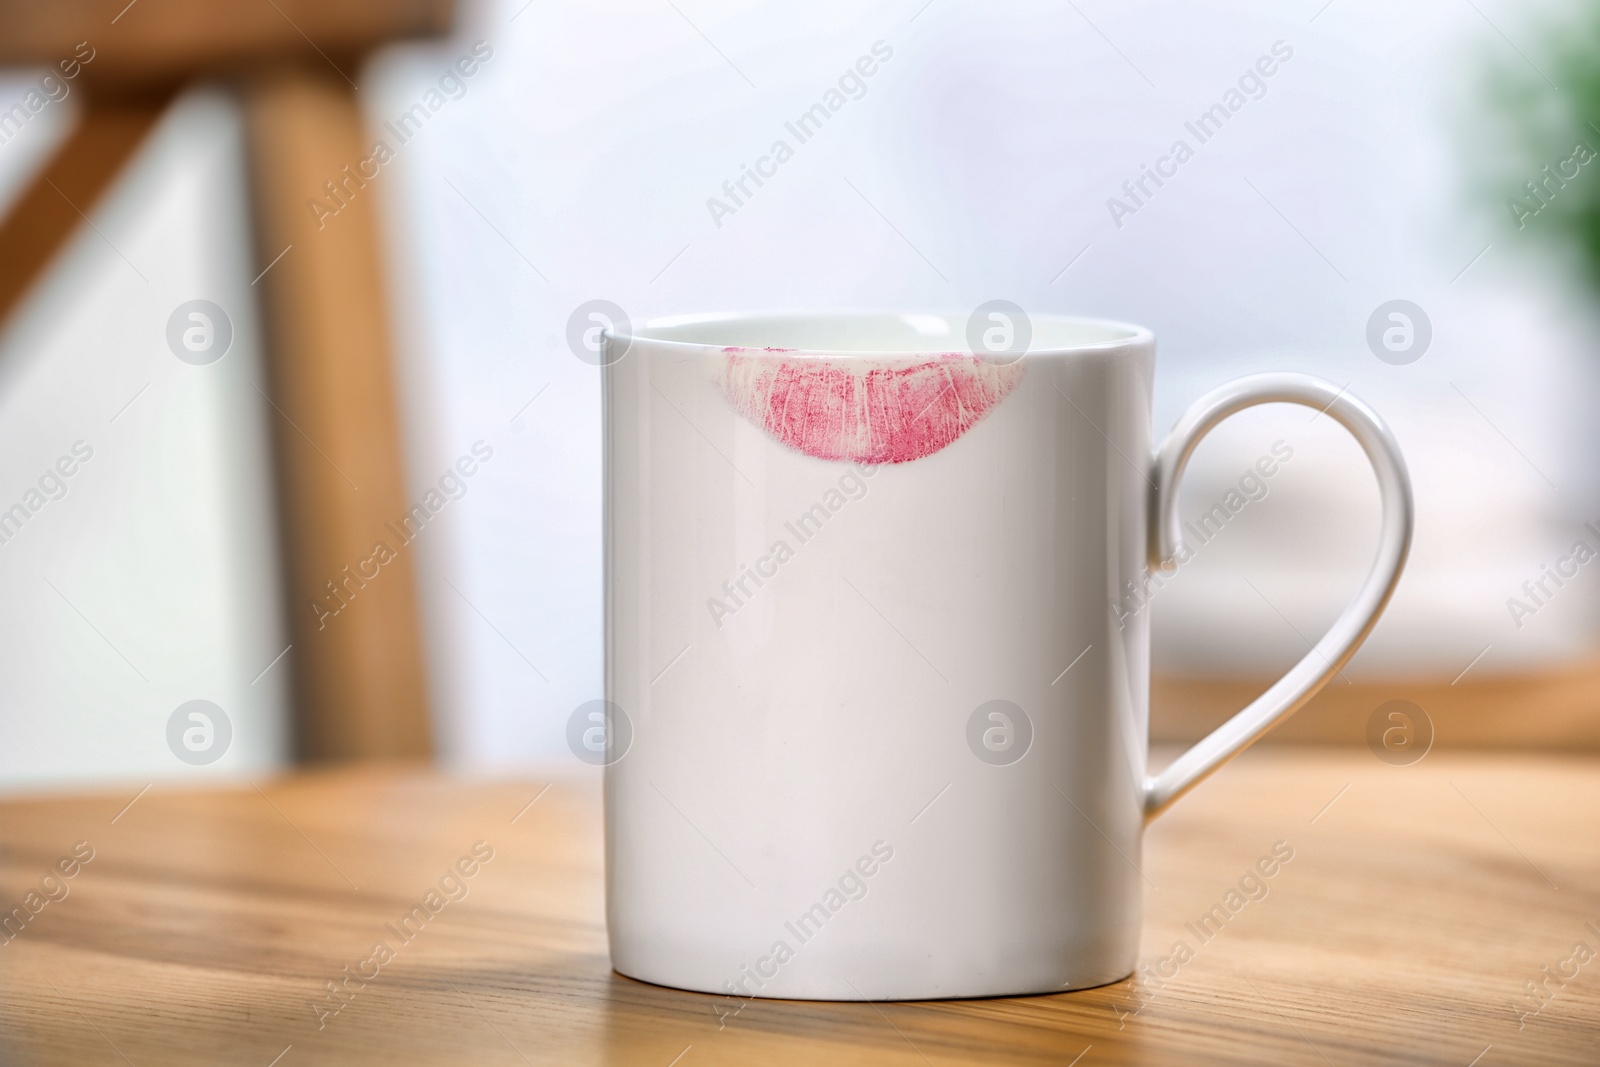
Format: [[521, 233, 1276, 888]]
[[2, 747, 1597, 1066]]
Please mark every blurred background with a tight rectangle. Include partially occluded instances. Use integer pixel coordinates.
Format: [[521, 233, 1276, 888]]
[[1, 0, 1597, 790]]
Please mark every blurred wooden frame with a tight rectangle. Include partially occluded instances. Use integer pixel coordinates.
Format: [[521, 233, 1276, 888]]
[[0, 0, 455, 761]]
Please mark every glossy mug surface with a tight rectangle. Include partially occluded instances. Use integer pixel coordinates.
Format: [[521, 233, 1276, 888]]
[[601, 312, 1412, 1001]]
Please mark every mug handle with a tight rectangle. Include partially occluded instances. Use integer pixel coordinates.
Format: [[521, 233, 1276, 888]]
[[1142, 373, 1414, 821]]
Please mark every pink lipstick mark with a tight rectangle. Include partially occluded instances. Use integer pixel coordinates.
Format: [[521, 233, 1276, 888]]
[[720, 349, 1023, 464]]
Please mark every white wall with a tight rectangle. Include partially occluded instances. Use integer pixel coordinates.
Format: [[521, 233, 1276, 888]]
[[0, 89, 290, 791]]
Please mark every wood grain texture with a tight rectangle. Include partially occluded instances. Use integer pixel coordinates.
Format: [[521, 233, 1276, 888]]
[[243, 68, 431, 761], [1, 750, 1595, 1065], [0, 0, 453, 90], [1153, 657, 1600, 749]]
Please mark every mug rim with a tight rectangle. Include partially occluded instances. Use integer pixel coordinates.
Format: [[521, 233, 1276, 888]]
[[610, 310, 1154, 359]]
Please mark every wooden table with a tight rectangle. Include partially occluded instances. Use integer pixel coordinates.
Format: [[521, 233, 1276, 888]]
[[2, 748, 1597, 1065]]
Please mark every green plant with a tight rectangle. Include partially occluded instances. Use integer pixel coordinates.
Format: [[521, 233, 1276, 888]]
[[1482, 1, 1600, 288]]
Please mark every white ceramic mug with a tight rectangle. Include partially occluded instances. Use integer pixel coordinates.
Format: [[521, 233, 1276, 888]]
[[601, 311, 1412, 1001]]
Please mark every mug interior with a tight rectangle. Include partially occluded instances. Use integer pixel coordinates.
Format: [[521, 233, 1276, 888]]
[[625, 311, 1149, 356]]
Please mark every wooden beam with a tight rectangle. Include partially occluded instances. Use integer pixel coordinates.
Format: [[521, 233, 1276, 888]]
[[243, 66, 432, 761], [0, 0, 452, 90], [0, 96, 169, 326]]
